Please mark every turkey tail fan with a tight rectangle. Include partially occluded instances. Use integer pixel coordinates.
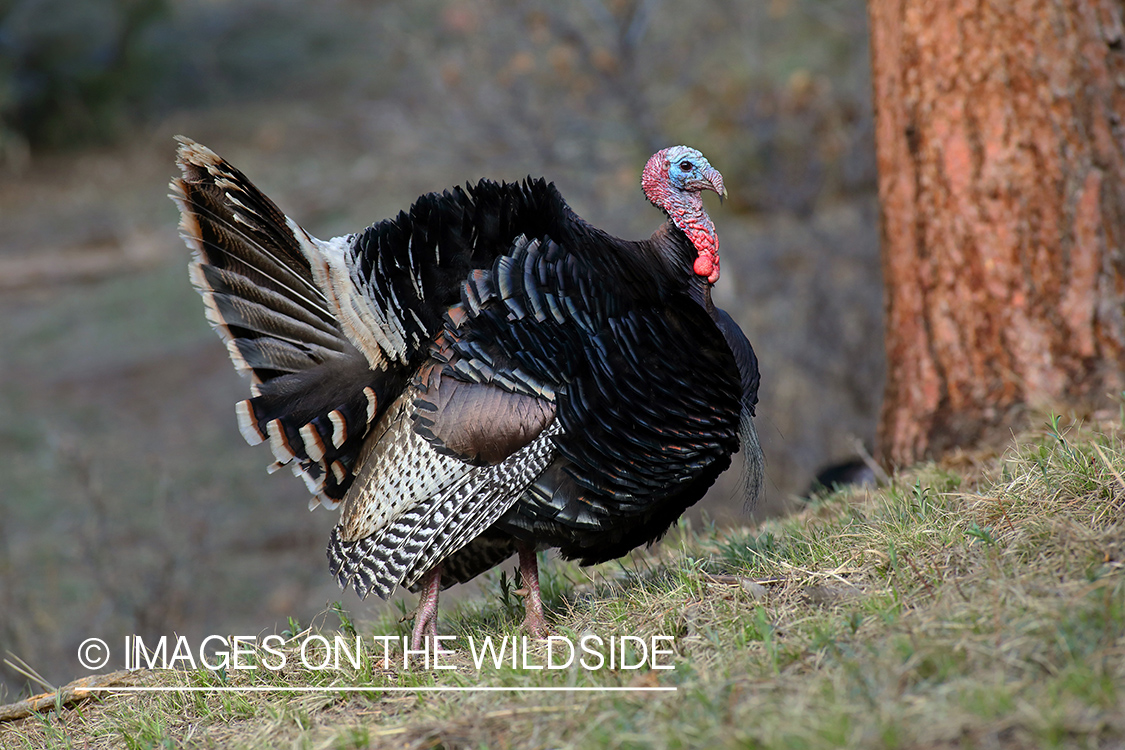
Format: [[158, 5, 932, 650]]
[[171, 136, 343, 383], [171, 136, 387, 508]]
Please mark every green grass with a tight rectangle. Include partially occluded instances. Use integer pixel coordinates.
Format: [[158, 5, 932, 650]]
[[3, 415, 1125, 748]]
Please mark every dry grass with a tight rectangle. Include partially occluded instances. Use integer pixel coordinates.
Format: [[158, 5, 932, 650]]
[[3, 413, 1124, 748]]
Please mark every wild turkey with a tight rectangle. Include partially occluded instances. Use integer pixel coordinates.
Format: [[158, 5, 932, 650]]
[[171, 138, 763, 646]]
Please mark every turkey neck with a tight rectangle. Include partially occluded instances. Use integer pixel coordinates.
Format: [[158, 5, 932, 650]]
[[648, 220, 721, 323], [668, 192, 719, 280], [635, 220, 715, 301]]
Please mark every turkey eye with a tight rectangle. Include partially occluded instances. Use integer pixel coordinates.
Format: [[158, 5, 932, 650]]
[[679, 161, 694, 172]]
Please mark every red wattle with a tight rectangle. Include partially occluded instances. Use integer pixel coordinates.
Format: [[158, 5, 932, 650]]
[[694, 254, 720, 284]]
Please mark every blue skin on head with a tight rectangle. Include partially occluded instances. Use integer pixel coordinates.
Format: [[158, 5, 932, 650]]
[[663, 146, 723, 197]]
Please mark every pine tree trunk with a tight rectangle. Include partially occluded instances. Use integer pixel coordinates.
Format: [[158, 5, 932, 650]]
[[868, 0, 1125, 466]]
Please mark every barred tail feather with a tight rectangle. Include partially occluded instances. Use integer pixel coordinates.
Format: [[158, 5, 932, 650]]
[[172, 136, 394, 508]]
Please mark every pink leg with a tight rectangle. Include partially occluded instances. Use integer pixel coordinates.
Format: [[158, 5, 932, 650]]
[[411, 565, 442, 650], [517, 544, 548, 638]]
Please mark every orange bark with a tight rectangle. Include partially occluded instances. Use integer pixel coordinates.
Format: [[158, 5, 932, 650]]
[[869, 0, 1125, 466]]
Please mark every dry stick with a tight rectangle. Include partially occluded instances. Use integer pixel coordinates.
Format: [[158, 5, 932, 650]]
[[901, 554, 937, 600], [2, 654, 52, 693], [986, 494, 1019, 535], [852, 436, 892, 485], [0, 670, 137, 723]]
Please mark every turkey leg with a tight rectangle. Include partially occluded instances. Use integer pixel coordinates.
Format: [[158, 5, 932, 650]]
[[517, 544, 547, 638], [411, 565, 442, 650]]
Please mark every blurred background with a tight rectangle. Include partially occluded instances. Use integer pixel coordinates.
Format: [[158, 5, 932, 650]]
[[0, 0, 882, 695]]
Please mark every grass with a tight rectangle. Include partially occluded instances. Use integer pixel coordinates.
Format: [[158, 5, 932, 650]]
[[3, 414, 1124, 748]]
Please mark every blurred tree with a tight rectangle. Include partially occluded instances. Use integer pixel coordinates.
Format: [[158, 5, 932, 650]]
[[0, 0, 168, 150], [869, 0, 1125, 466]]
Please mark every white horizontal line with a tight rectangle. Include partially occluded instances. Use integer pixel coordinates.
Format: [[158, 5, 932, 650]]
[[83, 686, 676, 693]]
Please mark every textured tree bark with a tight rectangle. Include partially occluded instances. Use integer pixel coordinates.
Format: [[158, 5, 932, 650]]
[[868, 0, 1125, 466]]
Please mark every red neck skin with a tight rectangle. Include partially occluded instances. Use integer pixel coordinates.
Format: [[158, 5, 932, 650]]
[[673, 196, 720, 284], [642, 162, 721, 285]]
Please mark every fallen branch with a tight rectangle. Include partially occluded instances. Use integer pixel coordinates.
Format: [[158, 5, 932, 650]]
[[0, 670, 138, 722]]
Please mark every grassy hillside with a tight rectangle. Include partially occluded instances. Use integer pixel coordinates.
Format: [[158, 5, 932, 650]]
[[3, 413, 1123, 748]]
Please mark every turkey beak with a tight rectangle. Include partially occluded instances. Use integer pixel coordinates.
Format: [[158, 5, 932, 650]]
[[703, 168, 727, 204]]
